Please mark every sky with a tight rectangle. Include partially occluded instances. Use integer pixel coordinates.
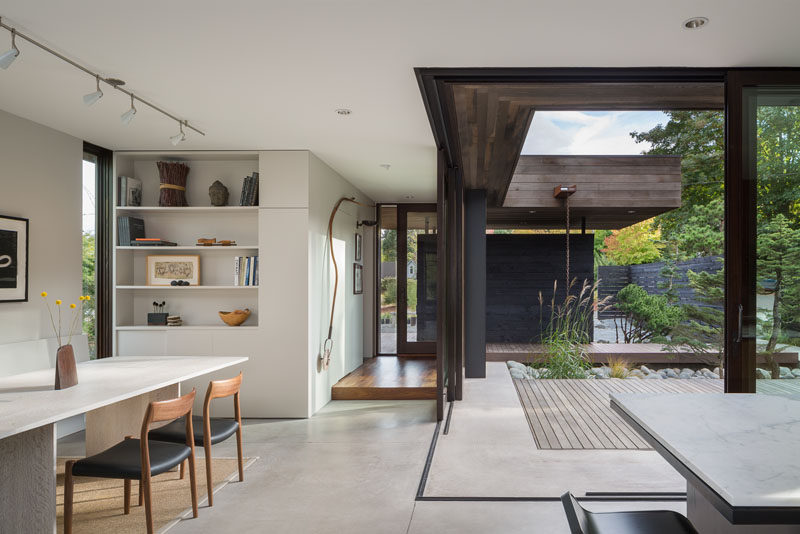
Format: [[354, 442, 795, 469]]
[[521, 110, 669, 155]]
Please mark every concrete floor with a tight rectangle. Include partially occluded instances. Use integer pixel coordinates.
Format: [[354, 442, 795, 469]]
[[57, 377, 687, 533]]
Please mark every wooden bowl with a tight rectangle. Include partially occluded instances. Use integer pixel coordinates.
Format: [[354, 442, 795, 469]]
[[218, 309, 251, 326]]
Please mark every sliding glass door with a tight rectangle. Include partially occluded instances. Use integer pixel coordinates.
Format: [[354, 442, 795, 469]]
[[728, 71, 800, 392]]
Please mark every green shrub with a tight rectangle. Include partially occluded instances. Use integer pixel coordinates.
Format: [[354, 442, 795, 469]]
[[615, 284, 684, 343], [381, 277, 397, 304]]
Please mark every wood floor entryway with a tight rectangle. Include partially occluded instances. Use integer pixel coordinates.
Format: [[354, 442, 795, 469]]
[[332, 357, 436, 400]]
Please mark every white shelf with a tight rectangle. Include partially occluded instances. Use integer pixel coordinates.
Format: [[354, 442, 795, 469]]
[[117, 245, 259, 251], [116, 285, 258, 290], [116, 206, 258, 213], [116, 325, 258, 331]]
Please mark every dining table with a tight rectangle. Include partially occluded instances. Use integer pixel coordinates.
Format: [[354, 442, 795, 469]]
[[611, 392, 800, 533], [0, 355, 248, 533]]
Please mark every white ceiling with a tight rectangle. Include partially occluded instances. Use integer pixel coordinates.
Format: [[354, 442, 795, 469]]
[[1, 1, 800, 202]]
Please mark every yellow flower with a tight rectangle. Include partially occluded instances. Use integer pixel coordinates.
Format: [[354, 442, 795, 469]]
[[85, 296, 91, 301], [40, 291, 47, 297], [55, 300, 62, 306], [70, 303, 76, 309], [79, 296, 85, 301]]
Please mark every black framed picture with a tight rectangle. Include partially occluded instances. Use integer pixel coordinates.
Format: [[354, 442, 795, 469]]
[[353, 263, 363, 295], [0, 215, 29, 302], [355, 232, 363, 262]]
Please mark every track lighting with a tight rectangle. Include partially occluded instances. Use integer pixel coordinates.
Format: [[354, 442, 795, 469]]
[[120, 94, 136, 125], [0, 16, 205, 137], [83, 75, 103, 106], [0, 23, 18, 69], [170, 121, 186, 146]]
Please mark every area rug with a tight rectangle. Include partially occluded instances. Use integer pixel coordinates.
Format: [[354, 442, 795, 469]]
[[56, 456, 257, 533]]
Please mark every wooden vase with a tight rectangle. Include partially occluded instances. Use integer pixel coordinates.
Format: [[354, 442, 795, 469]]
[[55, 344, 78, 390]]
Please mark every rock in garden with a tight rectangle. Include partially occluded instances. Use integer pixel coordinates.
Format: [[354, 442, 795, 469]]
[[779, 366, 794, 379], [679, 370, 695, 379], [640, 365, 652, 375], [755, 368, 771, 379], [792, 369, 800, 378], [629, 369, 644, 379], [664, 368, 679, 379], [645, 373, 662, 379], [507, 360, 526, 370], [509, 368, 527, 379], [528, 367, 540, 379]]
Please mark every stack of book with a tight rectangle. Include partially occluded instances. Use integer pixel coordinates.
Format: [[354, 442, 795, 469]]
[[239, 172, 259, 206], [117, 216, 146, 246], [131, 238, 177, 247], [234, 256, 259, 286]]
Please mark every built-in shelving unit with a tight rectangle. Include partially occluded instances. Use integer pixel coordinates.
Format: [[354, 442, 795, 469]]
[[113, 151, 261, 340]]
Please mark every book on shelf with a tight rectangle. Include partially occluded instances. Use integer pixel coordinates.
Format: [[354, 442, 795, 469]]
[[117, 216, 145, 246], [131, 238, 177, 246], [117, 176, 128, 206], [233, 255, 259, 286], [239, 172, 259, 206]]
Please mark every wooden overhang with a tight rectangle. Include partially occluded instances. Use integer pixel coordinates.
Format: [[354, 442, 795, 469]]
[[447, 80, 722, 211], [490, 154, 682, 229]]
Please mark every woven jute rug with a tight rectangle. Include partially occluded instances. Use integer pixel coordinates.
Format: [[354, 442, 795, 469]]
[[56, 456, 256, 533]]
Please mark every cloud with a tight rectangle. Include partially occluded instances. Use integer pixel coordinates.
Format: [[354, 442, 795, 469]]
[[521, 111, 668, 155]]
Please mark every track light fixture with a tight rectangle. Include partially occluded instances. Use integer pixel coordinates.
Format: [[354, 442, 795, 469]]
[[0, 16, 205, 137], [83, 75, 103, 106], [0, 21, 19, 69], [120, 94, 136, 125], [170, 120, 187, 146]]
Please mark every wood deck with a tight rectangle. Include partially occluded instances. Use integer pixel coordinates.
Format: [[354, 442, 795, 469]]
[[513, 378, 724, 450], [331, 356, 437, 400], [490, 342, 799, 366]]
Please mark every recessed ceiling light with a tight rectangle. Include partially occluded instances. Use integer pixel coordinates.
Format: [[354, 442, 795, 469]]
[[404, 194, 414, 200], [379, 164, 391, 170], [335, 108, 352, 116], [628, 210, 636, 214], [683, 17, 709, 30], [529, 210, 536, 214]]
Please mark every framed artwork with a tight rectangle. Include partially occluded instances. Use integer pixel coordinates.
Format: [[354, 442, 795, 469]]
[[355, 232, 363, 262], [0, 215, 29, 302], [146, 255, 200, 286], [353, 263, 363, 294]]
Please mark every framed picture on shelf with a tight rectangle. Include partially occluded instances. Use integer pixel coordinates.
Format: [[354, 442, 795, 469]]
[[355, 233, 362, 262], [0, 215, 29, 302], [146, 255, 200, 286], [353, 263, 363, 294]]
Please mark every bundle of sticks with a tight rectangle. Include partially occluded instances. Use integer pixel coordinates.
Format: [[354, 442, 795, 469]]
[[157, 161, 190, 207]]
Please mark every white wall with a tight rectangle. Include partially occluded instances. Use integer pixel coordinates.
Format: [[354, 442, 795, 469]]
[[0, 109, 83, 347], [308, 153, 374, 413]]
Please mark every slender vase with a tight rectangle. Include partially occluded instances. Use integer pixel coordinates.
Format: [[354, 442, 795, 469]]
[[55, 344, 78, 390]]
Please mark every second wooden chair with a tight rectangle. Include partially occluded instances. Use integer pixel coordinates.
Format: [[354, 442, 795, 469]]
[[149, 373, 244, 506]]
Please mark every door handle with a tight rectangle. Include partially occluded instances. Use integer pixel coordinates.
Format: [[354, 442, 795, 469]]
[[735, 304, 743, 342]]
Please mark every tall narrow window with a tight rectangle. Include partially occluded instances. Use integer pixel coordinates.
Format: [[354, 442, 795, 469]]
[[82, 154, 98, 358]]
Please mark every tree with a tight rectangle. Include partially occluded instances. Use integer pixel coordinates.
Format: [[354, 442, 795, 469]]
[[82, 233, 96, 357], [381, 229, 397, 262], [665, 265, 725, 369], [756, 214, 800, 358], [614, 284, 684, 343], [602, 220, 662, 265]]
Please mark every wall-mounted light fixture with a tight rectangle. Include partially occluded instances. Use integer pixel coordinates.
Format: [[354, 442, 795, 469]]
[[0, 16, 205, 139]]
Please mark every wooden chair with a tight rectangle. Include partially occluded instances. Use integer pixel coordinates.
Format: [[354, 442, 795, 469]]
[[64, 390, 198, 534], [561, 492, 698, 534], [149, 373, 243, 506]]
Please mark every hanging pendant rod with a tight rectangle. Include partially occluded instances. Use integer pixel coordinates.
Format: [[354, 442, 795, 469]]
[[0, 17, 205, 136]]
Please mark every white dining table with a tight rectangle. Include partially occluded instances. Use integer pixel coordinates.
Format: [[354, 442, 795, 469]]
[[0, 355, 248, 533], [611, 392, 800, 533]]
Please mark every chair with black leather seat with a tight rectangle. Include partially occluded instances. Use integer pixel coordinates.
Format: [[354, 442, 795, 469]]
[[561, 492, 699, 534], [64, 390, 199, 534], [148, 373, 243, 506]]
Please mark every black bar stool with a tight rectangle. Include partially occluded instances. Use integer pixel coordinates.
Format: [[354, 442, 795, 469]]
[[561, 492, 699, 534]]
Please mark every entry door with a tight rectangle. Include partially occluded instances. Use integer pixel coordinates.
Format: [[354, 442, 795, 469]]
[[397, 204, 438, 355], [727, 71, 800, 392]]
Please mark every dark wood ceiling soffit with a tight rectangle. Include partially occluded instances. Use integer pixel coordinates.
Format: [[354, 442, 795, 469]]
[[446, 81, 723, 208]]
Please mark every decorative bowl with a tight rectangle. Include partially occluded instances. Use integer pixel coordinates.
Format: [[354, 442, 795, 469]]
[[218, 309, 251, 326]]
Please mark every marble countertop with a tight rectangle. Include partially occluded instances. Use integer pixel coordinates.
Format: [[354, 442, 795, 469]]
[[0, 355, 248, 440], [611, 392, 800, 508]]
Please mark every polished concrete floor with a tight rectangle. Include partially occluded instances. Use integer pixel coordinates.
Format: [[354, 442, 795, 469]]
[[58, 373, 687, 533]]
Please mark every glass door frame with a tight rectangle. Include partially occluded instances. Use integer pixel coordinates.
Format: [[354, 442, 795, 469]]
[[725, 69, 800, 392], [397, 203, 437, 355]]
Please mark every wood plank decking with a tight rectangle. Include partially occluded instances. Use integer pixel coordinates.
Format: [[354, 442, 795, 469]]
[[491, 342, 798, 366], [331, 356, 436, 400], [513, 378, 723, 450]]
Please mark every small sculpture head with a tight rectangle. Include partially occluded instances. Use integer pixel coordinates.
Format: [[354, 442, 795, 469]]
[[209, 180, 229, 206]]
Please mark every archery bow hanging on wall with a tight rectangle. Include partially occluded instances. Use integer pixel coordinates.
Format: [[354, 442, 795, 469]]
[[320, 196, 373, 371]]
